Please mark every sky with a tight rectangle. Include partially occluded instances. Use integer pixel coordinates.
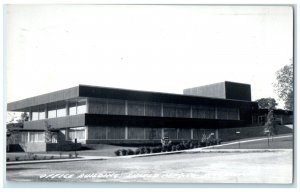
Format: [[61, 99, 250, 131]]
[[6, 5, 293, 109]]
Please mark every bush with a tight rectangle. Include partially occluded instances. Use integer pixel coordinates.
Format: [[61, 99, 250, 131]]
[[183, 141, 191, 149], [127, 149, 134, 155], [33, 155, 38, 160], [152, 147, 162, 153], [167, 144, 173, 152], [171, 145, 177, 151], [200, 142, 206, 147], [27, 152, 34, 159], [15, 156, 20, 161], [146, 147, 151, 154], [162, 146, 168, 152], [151, 147, 157, 153], [140, 147, 147, 154], [176, 144, 182, 151], [121, 149, 128, 156], [135, 148, 141, 155], [114, 149, 122, 156], [189, 142, 194, 149], [50, 156, 54, 159], [68, 153, 73, 158]]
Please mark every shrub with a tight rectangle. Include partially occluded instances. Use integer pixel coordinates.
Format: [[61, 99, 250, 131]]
[[171, 145, 177, 151], [167, 144, 173, 152], [50, 156, 54, 159], [176, 144, 182, 151], [33, 155, 38, 160], [43, 156, 47, 160], [140, 147, 147, 154], [68, 153, 73, 158], [27, 152, 34, 159], [151, 147, 157, 153], [200, 142, 206, 147], [127, 149, 134, 155], [114, 149, 122, 156], [189, 142, 194, 149], [162, 146, 168, 152], [135, 148, 141, 155], [157, 147, 162, 153], [152, 147, 162, 153], [146, 147, 151, 154], [121, 149, 128, 156], [15, 156, 20, 161]]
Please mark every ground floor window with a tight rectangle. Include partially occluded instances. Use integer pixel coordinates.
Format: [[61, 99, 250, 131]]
[[20, 132, 45, 143], [67, 127, 86, 140], [20, 132, 29, 143], [29, 132, 45, 142]]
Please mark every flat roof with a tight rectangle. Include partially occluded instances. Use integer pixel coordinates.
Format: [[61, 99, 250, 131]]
[[8, 84, 257, 111]]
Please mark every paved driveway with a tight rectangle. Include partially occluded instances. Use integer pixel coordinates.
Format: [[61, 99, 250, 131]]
[[6, 148, 293, 184]]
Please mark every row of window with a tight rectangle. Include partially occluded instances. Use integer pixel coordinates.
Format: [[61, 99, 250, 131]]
[[20, 132, 45, 143], [18, 127, 86, 143], [29, 99, 239, 121], [17, 127, 218, 143], [89, 99, 240, 120], [31, 101, 86, 121], [88, 126, 216, 140]]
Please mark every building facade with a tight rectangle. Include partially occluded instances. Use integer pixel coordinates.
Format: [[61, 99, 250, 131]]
[[7, 82, 260, 148]]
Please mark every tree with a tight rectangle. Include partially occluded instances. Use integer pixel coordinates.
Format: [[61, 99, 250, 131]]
[[17, 112, 29, 123], [255, 98, 278, 110], [273, 62, 293, 110], [44, 120, 53, 143]]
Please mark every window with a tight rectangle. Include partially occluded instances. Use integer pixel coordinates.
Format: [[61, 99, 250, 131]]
[[88, 126, 107, 140], [192, 105, 215, 119], [178, 128, 191, 140], [88, 99, 107, 114], [217, 107, 228, 119], [228, 108, 239, 120], [193, 129, 206, 140], [29, 132, 45, 142], [32, 112, 39, 121], [217, 107, 239, 120], [67, 127, 86, 140], [69, 102, 77, 115], [39, 111, 45, 120], [107, 99, 125, 115], [68, 100, 87, 115], [77, 101, 86, 114], [145, 102, 161, 117], [176, 105, 190, 118], [57, 103, 66, 117], [128, 101, 144, 116], [107, 127, 125, 139], [145, 128, 162, 139], [21, 132, 28, 143], [163, 104, 176, 117], [163, 128, 177, 140], [128, 127, 145, 139], [48, 105, 57, 118]]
